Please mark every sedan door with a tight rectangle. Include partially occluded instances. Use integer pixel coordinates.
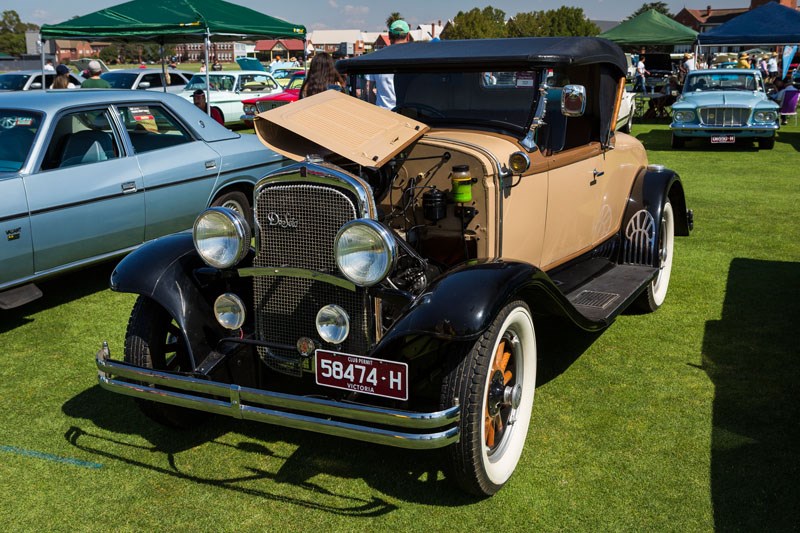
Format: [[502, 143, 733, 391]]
[[24, 107, 145, 274], [115, 103, 222, 240]]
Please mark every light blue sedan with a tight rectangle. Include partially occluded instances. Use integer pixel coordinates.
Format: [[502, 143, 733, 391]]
[[0, 90, 284, 308], [670, 69, 779, 149]]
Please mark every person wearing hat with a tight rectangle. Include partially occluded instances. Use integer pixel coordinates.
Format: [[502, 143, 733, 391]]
[[192, 89, 225, 125], [50, 64, 76, 89], [736, 52, 750, 69], [367, 19, 411, 109], [768, 52, 779, 80], [80, 60, 111, 88]]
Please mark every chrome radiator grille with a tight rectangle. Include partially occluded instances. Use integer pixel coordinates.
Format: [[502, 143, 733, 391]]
[[698, 107, 749, 126], [256, 101, 289, 113], [253, 182, 370, 376]]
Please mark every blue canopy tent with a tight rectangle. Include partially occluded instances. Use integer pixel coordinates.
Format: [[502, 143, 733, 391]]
[[697, 2, 800, 45]]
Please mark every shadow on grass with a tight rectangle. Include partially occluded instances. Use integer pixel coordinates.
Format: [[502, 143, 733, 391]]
[[62, 316, 598, 510], [775, 130, 800, 151], [0, 261, 116, 333], [702, 258, 799, 531]]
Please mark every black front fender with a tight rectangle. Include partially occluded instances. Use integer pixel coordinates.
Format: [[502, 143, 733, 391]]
[[110, 233, 224, 367]]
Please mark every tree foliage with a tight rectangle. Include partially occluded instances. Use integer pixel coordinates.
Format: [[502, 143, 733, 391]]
[[386, 12, 402, 29], [627, 2, 673, 20], [0, 10, 38, 56], [507, 7, 600, 37], [441, 6, 507, 40]]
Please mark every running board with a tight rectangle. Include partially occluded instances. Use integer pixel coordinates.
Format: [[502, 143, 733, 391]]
[[0, 283, 43, 309], [564, 264, 658, 323]]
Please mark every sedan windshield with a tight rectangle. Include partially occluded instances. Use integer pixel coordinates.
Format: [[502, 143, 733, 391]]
[[101, 72, 140, 89], [0, 110, 42, 172], [685, 72, 762, 92], [185, 74, 236, 92], [0, 74, 30, 91]]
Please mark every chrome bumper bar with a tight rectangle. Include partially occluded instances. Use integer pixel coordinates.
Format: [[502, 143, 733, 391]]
[[95, 344, 459, 450], [670, 123, 778, 132]]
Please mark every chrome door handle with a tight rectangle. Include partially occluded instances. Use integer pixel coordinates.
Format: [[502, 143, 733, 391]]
[[121, 181, 137, 194], [590, 169, 604, 185], [205, 160, 217, 170]]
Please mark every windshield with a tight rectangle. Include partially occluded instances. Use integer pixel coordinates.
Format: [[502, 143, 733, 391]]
[[0, 110, 42, 172], [349, 70, 539, 136], [101, 72, 139, 89], [0, 74, 31, 91], [685, 72, 763, 92]]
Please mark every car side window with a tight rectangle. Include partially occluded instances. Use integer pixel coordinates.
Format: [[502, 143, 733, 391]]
[[41, 109, 120, 170], [168, 74, 187, 87], [117, 104, 192, 154], [141, 73, 163, 88]]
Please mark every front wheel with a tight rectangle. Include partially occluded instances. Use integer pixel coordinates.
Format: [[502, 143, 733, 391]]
[[124, 296, 208, 428], [440, 301, 537, 496], [636, 200, 675, 312], [758, 136, 775, 150]]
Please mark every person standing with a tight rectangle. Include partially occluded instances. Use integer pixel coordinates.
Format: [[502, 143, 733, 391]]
[[50, 64, 75, 89], [44, 59, 55, 72], [768, 52, 780, 80], [736, 52, 750, 69], [192, 89, 225, 125], [634, 54, 649, 93], [80, 60, 111, 88], [299, 52, 344, 99], [368, 19, 411, 109]]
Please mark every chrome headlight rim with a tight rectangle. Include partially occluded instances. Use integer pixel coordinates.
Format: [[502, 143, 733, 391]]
[[754, 110, 778, 123], [316, 304, 350, 344], [334, 219, 397, 287], [192, 207, 251, 269], [214, 292, 246, 330], [673, 110, 696, 123]]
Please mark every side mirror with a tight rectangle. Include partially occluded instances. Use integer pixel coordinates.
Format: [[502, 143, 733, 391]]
[[138, 82, 151, 89], [30, 82, 42, 90], [561, 84, 587, 117]]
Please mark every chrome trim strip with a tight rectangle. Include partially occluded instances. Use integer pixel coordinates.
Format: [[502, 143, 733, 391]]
[[96, 346, 459, 450], [237, 266, 356, 291], [670, 124, 778, 131]]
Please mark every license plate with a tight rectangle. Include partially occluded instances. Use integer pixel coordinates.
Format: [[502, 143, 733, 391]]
[[711, 135, 735, 144], [315, 350, 408, 401]]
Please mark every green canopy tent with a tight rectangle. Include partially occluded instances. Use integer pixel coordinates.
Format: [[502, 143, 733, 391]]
[[39, 0, 305, 103], [599, 9, 698, 46]]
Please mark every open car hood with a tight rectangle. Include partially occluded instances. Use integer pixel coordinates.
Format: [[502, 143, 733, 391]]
[[253, 91, 429, 168]]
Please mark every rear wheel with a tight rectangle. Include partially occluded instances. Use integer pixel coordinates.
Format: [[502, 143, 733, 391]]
[[758, 136, 775, 150], [671, 134, 685, 148], [441, 301, 537, 496], [124, 296, 208, 428], [636, 200, 675, 312], [211, 190, 252, 226]]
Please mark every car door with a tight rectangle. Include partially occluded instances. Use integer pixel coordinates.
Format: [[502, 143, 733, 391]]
[[115, 103, 222, 240], [0, 175, 34, 287], [24, 107, 145, 274]]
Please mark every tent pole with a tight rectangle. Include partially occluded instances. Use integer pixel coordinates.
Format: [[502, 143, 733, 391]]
[[40, 35, 46, 91], [160, 43, 167, 92], [205, 29, 211, 117]]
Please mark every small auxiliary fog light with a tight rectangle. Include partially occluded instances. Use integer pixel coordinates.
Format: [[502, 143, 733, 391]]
[[214, 293, 246, 330], [316, 304, 350, 344]]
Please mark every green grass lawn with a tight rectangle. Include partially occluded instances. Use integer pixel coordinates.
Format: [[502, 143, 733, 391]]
[[1, 122, 798, 532]]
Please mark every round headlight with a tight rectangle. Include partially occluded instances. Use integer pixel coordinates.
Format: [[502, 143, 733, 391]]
[[316, 304, 350, 344], [508, 151, 531, 174], [754, 111, 777, 122], [214, 293, 246, 330], [673, 110, 695, 123], [193, 207, 251, 269], [334, 219, 396, 287]]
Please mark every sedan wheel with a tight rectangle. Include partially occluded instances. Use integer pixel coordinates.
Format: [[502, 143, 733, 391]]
[[211, 190, 252, 226], [441, 301, 537, 496]]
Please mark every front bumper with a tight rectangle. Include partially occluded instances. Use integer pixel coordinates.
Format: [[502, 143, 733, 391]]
[[95, 344, 460, 450], [670, 123, 778, 138]]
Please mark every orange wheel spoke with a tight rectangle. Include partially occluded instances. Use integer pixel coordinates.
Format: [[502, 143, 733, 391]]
[[485, 414, 495, 448], [503, 370, 513, 384]]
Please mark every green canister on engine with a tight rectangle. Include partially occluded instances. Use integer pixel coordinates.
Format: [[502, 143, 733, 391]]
[[450, 164, 473, 203]]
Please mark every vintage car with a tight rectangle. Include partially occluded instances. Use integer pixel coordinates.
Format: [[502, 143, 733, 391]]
[[180, 71, 282, 126], [100, 68, 193, 93], [617, 89, 636, 132], [0, 90, 284, 309], [95, 37, 692, 496], [670, 69, 779, 149], [270, 66, 305, 87], [0, 69, 83, 90], [240, 71, 305, 128]]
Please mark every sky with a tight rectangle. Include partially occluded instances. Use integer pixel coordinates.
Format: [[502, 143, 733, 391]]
[[6, 0, 753, 32]]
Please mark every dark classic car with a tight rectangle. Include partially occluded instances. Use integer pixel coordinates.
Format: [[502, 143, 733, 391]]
[[0, 90, 283, 308], [95, 38, 692, 496]]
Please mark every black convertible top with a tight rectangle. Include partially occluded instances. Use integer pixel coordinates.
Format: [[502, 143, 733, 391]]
[[338, 37, 627, 77]]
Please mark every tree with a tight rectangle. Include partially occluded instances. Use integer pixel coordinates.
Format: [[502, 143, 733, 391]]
[[99, 44, 119, 64], [386, 12, 402, 29], [441, 6, 507, 40], [0, 10, 38, 56], [508, 7, 600, 38], [627, 2, 673, 20]]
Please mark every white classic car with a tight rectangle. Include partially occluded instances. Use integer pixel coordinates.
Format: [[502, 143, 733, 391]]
[[180, 70, 282, 126]]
